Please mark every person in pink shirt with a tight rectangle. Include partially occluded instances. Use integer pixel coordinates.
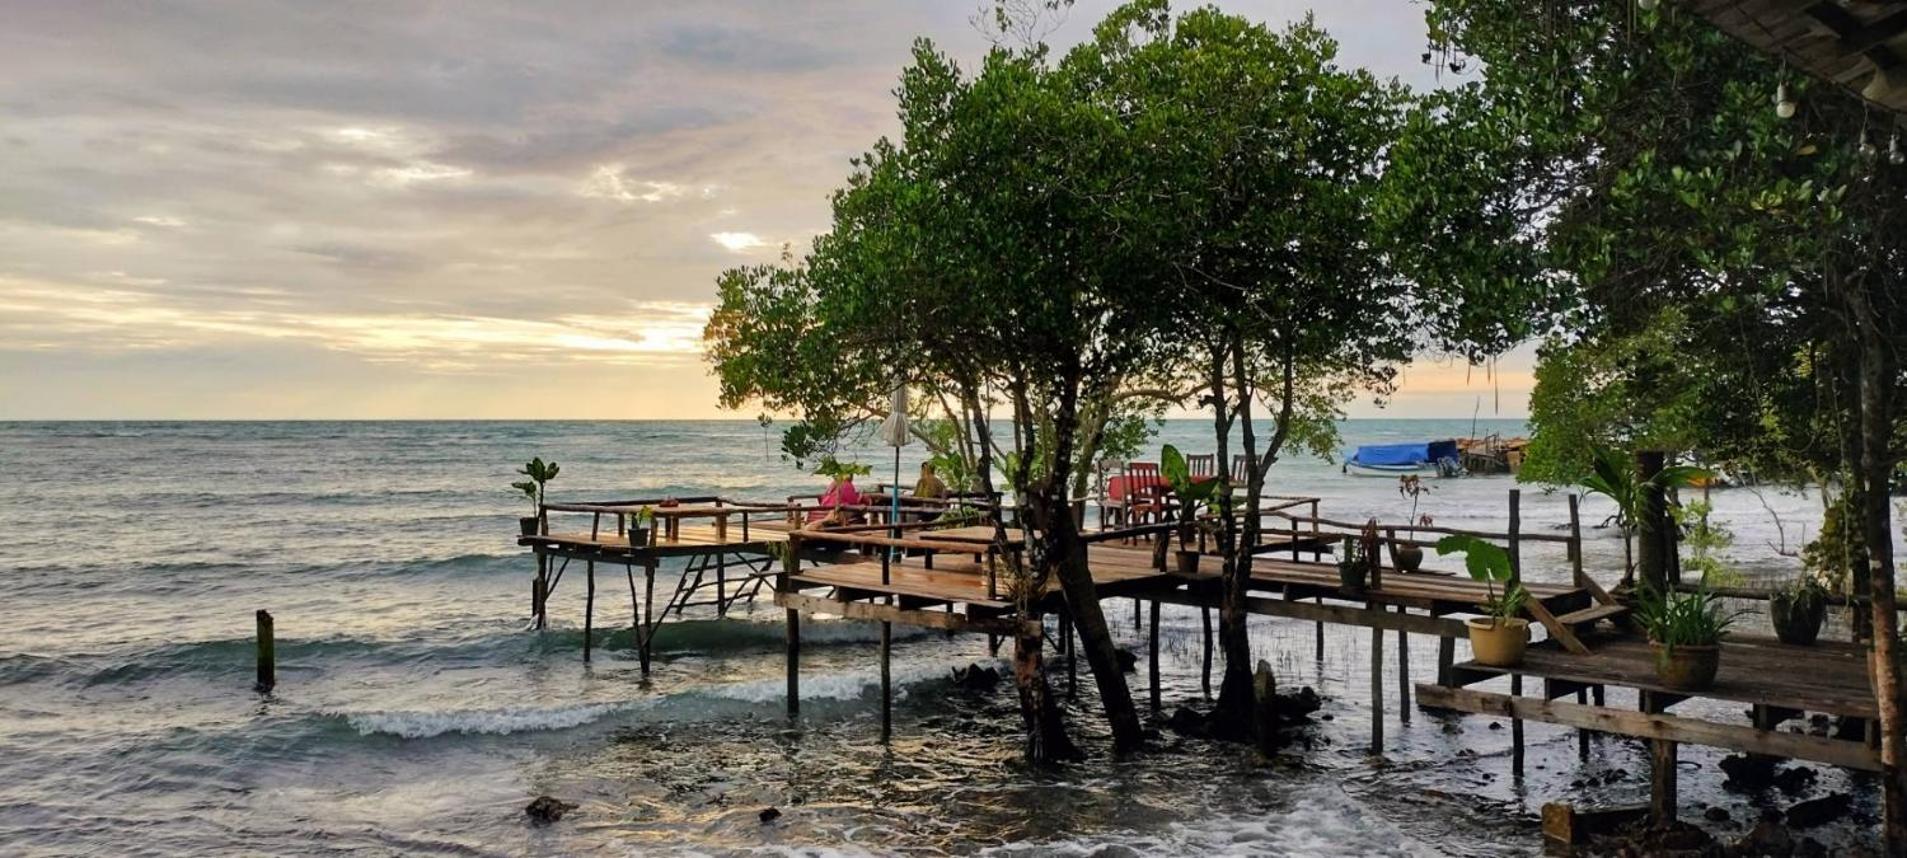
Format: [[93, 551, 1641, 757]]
[[807, 471, 865, 528]]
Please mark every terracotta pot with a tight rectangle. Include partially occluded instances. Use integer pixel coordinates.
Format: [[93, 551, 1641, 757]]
[[1770, 592, 1825, 646], [1467, 617, 1530, 667], [1650, 642, 1721, 691], [519, 516, 540, 537], [1394, 545, 1424, 573], [1175, 550, 1201, 576], [1338, 561, 1368, 595]]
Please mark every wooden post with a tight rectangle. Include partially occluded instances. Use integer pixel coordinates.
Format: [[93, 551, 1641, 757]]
[[1437, 634, 1454, 686], [1316, 597, 1326, 663], [1396, 605, 1410, 723], [1508, 489, 1522, 588], [1651, 737, 1678, 826], [1577, 687, 1591, 761], [783, 537, 800, 717], [1148, 599, 1162, 713], [1370, 619, 1384, 754], [641, 560, 655, 675], [880, 611, 893, 742], [254, 609, 275, 693], [1511, 673, 1525, 777], [534, 553, 548, 630], [1567, 494, 1586, 590], [626, 564, 640, 645], [1064, 609, 1077, 699], [1200, 604, 1213, 699], [584, 561, 596, 663]]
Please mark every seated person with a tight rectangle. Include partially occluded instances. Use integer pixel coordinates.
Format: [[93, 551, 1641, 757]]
[[805, 472, 865, 529], [909, 461, 949, 522]]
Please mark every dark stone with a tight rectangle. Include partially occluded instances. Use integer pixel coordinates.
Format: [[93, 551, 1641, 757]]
[[1114, 648, 1139, 673], [1720, 754, 1779, 791], [1488, 721, 1503, 730], [1771, 766, 1817, 796], [1735, 818, 1792, 855], [951, 663, 1001, 691], [1703, 806, 1730, 822], [1251, 660, 1279, 755], [1276, 686, 1323, 722], [525, 795, 577, 825], [1794, 837, 1828, 858], [1785, 793, 1851, 829], [759, 807, 782, 824], [1165, 706, 1208, 739], [1832, 716, 1867, 741], [1807, 714, 1833, 736]]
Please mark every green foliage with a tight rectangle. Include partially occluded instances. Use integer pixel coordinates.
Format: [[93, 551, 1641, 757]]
[[1633, 586, 1736, 651], [811, 455, 871, 480], [1578, 445, 1711, 535], [1436, 534, 1526, 621], [1675, 500, 1741, 588], [1801, 491, 1860, 596], [513, 457, 559, 514]]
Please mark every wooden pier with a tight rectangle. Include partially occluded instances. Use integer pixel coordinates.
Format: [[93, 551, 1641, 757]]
[[513, 488, 1894, 835]]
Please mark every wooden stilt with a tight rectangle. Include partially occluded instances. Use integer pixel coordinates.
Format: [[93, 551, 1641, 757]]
[[1371, 618, 1384, 754], [1396, 606, 1410, 723], [254, 609, 275, 693], [1134, 597, 1142, 632], [640, 560, 655, 675], [1064, 610, 1077, 699], [1148, 599, 1162, 713], [1200, 604, 1213, 700], [1437, 633, 1454, 686], [534, 553, 548, 629], [782, 540, 800, 717], [1511, 673, 1525, 777], [1651, 738, 1678, 827], [880, 615, 893, 742], [1577, 687, 1591, 761], [1316, 597, 1326, 663], [584, 561, 596, 663], [716, 553, 728, 617]]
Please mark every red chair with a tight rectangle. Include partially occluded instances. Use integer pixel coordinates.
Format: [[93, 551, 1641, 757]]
[[1101, 462, 1164, 532]]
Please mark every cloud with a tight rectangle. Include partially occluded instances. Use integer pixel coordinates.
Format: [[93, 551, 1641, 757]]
[[0, 0, 1443, 418]]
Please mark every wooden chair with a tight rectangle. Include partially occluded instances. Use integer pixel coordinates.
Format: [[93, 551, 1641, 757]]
[[1102, 462, 1164, 532], [1187, 453, 1216, 477]]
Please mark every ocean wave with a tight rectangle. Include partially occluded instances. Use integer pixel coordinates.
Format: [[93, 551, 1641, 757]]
[[338, 701, 635, 739]]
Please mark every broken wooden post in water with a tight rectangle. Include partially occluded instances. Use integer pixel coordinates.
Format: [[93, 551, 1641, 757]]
[[254, 609, 275, 693]]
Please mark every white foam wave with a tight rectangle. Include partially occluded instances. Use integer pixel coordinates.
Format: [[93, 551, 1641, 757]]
[[340, 701, 632, 739], [708, 659, 989, 704]]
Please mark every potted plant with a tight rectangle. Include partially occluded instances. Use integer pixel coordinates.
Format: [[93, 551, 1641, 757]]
[[1394, 476, 1431, 572], [1770, 572, 1828, 646], [1161, 444, 1224, 576], [511, 457, 560, 536], [1437, 534, 1530, 667], [1634, 585, 1735, 690], [627, 506, 656, 548], [1337, 536, 1368, 594]]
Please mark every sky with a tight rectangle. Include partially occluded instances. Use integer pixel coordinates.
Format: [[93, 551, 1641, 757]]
[[0, 0, 1534, 420]]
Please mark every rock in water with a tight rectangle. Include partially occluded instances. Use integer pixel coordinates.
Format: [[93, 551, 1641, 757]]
[[1114, 648, 1139, 673], [524, 795, 577, 825], [1251, 659, 1279, 755], [951, 663, 1000, 691], [1785, 793, 1851, 829], [759, 807, 782, 824], [1165, 707, 1208, 739]]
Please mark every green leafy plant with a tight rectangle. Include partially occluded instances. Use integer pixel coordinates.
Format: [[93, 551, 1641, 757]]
[[1633, 585, 1737, 654], [635, 506, 656, 528], [812, 454, 871, 480], [1436, 534, 1527, 623], [1578, 445, 1712, 585], [512, 457, 560, 516], [1161, 443, 1224, 543], [1675, 499, 1741, 588]]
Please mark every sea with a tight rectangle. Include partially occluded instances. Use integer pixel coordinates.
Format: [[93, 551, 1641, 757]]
[[0, 419, 1876, 856]]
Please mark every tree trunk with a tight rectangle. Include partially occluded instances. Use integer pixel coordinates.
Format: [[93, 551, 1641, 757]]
[[1636, 450, 1669, 593], [1046, 503, 1145, 752], [1852, 290, 1907, 853]]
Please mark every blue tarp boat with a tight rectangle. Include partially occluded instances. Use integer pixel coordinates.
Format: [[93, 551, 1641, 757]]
[[1342, 440, 1463, 476]]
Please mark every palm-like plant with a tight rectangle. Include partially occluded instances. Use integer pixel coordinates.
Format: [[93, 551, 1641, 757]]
[[1578, 445, 1711, 587], [1162, 444, 1223, 547], [513, 457, 560, 516]]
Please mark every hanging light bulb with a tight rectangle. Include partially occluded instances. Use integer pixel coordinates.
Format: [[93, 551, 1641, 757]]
[[1774, 81, 1797, 119], [1860, 130, 1878, 160], [1638, 0, 1659, 10], [1890, 133, 1904, 165]]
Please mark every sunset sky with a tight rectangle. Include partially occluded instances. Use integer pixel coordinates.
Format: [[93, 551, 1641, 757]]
[[0, 0, 1533, 420]]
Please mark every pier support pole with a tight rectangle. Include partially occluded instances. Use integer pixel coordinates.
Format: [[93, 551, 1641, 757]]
[[1370, 611, 1384, 754], [1200, 604, 1213, 700], [1316, 597, 1326, 663], [1511, 674, 1525, 778], [880, 614, 892, 742], [1651, 738, 1679, 826], [1396, 606, 1410, 723], [1436, 634, 1454, 686], [534, 553, 548, 630], [1148, 599, 1162, 714], [783, 538, 800, 717], [1064, 609, 1077, 700], [584, 561, 596, 663], [1577, 688, 1590, 761], [254, 610, 275, 693], [640, 560, 655, 676]]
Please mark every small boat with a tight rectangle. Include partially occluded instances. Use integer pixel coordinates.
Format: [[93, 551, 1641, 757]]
[[1342, 440, 1464, 477]]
